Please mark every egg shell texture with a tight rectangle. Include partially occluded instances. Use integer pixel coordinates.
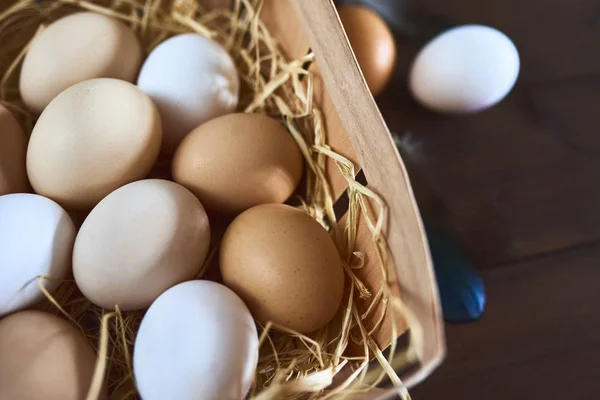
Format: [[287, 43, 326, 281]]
[[409, 25, 520, 114], [26, 78, 162, 210], [73, 179, 210, 311], [137, 33, 239, 155], [19, 12, 142, 115], [0, 310, 105, 400], [220, 204, 345, 333], [0, 194, 76, 317], [172, 113, 304, 215], [133, 280, 259, 400], [0, 105, 29, 195]]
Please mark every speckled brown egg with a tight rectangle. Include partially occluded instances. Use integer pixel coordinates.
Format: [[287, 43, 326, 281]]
[[0, 105, 28, 195], [172, 113, 303, 215], [26, 78, 162, 210], [220, 204, 345, 333], [338, 5, 396, 96], [20, 12, 142, 114], [0, 310, 106, 400]]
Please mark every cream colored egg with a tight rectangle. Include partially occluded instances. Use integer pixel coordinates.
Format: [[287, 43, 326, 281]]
[[73, 179, 210, 311], [0, 105, 28, 195], [27, 78, 162, 210], [0, 311, 105, 400], [20, 12, 142, 114]]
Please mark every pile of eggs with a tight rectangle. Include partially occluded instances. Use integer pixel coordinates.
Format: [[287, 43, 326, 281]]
[[0, 12, 346, 400]]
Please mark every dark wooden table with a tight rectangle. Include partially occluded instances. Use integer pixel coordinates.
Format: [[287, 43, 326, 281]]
[[370, 0, 600, 398]]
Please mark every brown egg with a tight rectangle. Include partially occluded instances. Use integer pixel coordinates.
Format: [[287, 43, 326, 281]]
[[20, 12, 142, 114], [0, 310, 106, 400], [172, 113, 303, 215], [220, 204, 345, 333], [338, 5, 396, 96], [27, 78, 162, 210], [0, 105, 28, 195], [73, 179, 210, 311]]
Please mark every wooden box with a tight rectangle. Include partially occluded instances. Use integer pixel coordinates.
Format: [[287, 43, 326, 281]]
[[255, 0, 446, 394]]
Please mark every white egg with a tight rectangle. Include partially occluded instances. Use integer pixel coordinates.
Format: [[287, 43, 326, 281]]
[[409, 25, 520, 114], [133, 280, 258, 400], [137, 34, 239, 155], [0, 194, 76, 317]]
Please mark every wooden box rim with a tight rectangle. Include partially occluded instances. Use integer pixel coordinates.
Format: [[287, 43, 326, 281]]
[[259, 0, 447, 392]]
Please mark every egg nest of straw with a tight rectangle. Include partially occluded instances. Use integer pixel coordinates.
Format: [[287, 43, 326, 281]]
[[0, 0, 417, 398]]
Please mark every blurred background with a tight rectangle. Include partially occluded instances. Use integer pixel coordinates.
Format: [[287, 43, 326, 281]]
[[335, 0, 600, 398]]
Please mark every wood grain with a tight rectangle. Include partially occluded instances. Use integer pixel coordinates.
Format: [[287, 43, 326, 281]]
[[412, 245, 600, 399], [290, 0, 444, 388], [379, 71, 600, 268]]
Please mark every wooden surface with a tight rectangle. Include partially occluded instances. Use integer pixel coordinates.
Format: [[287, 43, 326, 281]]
[[374, 0, 600, 268], [356, 0, 600, 398], [411, 246, 600, 399]]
